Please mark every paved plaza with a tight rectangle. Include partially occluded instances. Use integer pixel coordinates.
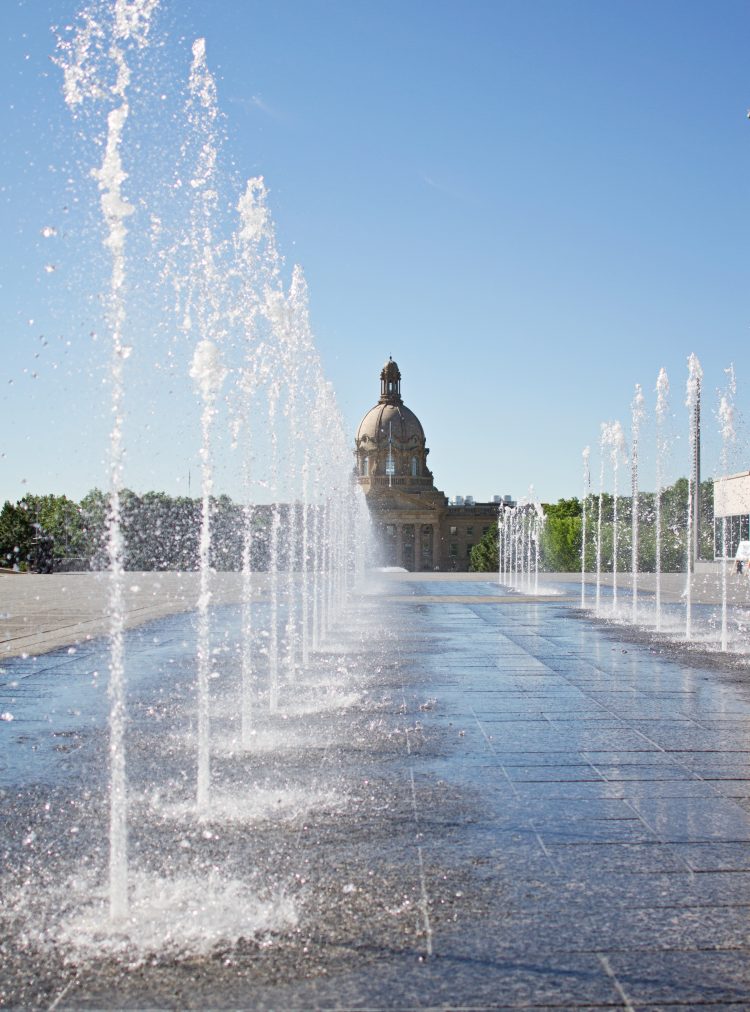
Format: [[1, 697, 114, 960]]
[[2, 572, 750, 1008], [0, 571, 252, 660]]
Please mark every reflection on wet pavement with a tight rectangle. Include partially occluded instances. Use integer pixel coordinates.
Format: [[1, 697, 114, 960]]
[[2, 575, 750, 1008]]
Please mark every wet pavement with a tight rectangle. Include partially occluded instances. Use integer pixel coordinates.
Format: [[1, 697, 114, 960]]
[[0, 572, 253, 660], [2, 574, 750, 1008]]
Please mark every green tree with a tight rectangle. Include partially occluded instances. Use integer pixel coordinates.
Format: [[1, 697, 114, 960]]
[[540, 498, 582, 572], [19, 494, 85, 565], [700, 479, 714, 560], [0, 501, 34, 568], [560, 477, 715, 575], [119, 490, 201, 570], [210, 494, 242, 571], [79, 488, 109, 569], [544, 498, 583, 521], [469, 523, 498, 572]]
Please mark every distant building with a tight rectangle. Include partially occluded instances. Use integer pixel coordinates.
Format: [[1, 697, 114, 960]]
[[714, 470, 750, 558], [354, 358, 512, 570]]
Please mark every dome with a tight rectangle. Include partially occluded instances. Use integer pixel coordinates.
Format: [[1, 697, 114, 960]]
[[355, 357, 433, 488], [356, 357, 425, 446], [356, 401, 425, 446]]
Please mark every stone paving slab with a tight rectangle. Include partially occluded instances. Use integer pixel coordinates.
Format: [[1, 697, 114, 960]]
[[3, 573, 750, 1007], [0, 572, 260, 660]]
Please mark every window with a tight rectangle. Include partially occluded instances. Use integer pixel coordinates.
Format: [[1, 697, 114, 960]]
[[715, 514, 750, 558], [466, 544, 474, 558], [466, 526, 474, 535], [363, 456, 369, 477], [422, 528, 431, 556], [482, 526, 489, 535], [449, 525, 457, 535], [411, 457, 418, 477], [449, 543, 458, 558]]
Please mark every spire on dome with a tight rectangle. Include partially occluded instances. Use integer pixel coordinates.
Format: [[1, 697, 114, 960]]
[[379, 356, 402, 405]]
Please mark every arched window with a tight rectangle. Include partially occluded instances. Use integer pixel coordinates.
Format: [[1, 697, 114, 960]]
[[411, 457, 418, 477], [363, 456, 369, 477]]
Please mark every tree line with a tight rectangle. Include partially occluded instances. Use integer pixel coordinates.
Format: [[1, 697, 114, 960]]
[[0, 490, 290, 572], [470, 478, 715, 573], [3, 479, 717, 575]]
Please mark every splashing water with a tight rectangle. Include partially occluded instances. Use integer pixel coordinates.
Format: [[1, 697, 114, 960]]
[[21, 870, 298, 964], [609, 420, 626, 610], [183, 38, 226, 815], [572, 359, 748, 657], [57, 0, 161, 924], [581, 445, 590, 607], [655, 367, 670, 632], [630, 384, 645, 622], [496, 494, 544, 594], [718, 364, 737, 651], [46, 0, 371, 959], [684, 353, 703, 640], [595, 422, 611, 615]]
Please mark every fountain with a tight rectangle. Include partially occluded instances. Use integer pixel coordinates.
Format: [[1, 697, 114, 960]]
[[595, 422, 610, 614], [654, 367, 670, 632], [57, 0, 162, 924], [571, 354, 748, 657], [6, 4, 750, 1002], [718, 365, 737, 651], [497, 494, 544, 595], [684, 353, 702, 640], [630, 385, 645, 622], [581, 445, 590, 608], [32, 0, 372, 956], [609, 420, 626, 611]]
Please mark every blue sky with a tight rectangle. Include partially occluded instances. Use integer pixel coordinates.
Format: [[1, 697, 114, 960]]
[[1, 0, 748, 506]]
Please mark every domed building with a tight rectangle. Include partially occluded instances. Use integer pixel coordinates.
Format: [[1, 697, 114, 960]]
[[355, 358, 433, 490], [355, 358, 508, 570]]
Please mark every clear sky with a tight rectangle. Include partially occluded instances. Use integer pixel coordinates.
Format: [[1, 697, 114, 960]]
[[1, 0, 748, 506]]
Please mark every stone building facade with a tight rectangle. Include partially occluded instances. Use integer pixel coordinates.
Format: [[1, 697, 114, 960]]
[[355, 358, 507, 571]]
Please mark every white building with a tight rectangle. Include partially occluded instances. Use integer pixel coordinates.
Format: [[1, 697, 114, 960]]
[[713, 470, 750, 558]]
